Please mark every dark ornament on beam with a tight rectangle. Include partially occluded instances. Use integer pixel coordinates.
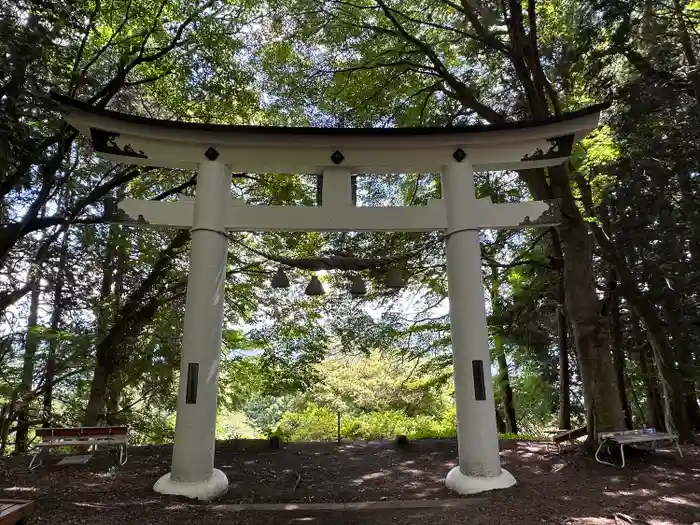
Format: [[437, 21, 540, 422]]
[[316, 175, 323, 206], [521, 134, 575, 162], [90, 128, 148, 159], [351, 175, 358, 206], [205, 147, 220, 161], [330, 150, 345, 164], [453, 148, 467, 162]]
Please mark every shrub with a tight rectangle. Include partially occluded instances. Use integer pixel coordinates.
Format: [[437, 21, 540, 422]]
[[275, 403, 458, 442]]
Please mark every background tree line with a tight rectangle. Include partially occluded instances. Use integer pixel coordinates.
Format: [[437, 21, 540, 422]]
[[1, 0, 698, 454]]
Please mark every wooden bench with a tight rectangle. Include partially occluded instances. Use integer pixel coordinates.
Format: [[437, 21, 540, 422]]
[[0, 499, 35, 525], [595, 429, 682, 467], [28, 426, 128, 470]]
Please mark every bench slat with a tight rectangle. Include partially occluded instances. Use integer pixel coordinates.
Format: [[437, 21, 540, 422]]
[[36, 426, 128, 438], [606, 434, 676, 444], [0, 499, 35, 525], [35, 436, 128, 447], [553, 426, 587, 443]]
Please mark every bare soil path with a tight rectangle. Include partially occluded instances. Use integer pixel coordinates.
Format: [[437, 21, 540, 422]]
[[1, 439, 697, 524]]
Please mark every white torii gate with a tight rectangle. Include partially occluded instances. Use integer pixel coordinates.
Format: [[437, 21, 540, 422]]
[[54, 93, 604, 500]]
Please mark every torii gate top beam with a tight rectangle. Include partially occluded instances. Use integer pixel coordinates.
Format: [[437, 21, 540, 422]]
[[52, 93, 606, 174]]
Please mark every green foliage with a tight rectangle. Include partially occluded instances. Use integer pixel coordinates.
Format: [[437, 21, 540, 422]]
[[244, 394, 299, 436], [274, 402, 457, 442], [511, 371, 559, 435], [217, 412, 260, 440], [3, 0, 699, 455]]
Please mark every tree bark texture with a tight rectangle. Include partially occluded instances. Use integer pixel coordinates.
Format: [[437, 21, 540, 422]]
[[551, 231, 571, 431], [490, 266, 518, 435], [15, 280, 41, 453]]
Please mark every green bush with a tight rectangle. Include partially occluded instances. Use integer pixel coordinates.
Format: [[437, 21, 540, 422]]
[[276, 404, 338, 441], [274, 402, 541, 443], [275, 402, 458, 441]]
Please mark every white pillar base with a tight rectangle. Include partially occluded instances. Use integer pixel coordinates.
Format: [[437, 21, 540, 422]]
[[154, 468, 229, 501], [445, 466, 516, 495]]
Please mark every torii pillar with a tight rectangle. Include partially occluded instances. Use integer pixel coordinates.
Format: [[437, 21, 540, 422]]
[[152, 158, 232, 499], [442, 157, 513, 492]]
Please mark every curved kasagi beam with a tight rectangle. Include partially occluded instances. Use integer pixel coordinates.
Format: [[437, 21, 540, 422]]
[[52, 93, 607, 174]]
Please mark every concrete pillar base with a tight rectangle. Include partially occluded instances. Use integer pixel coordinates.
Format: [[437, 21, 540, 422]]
[[445, 466, 516, 495], [154, 468, 229, 501]]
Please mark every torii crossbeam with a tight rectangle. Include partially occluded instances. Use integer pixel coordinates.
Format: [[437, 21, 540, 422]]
[[53, 93, 605, 500]]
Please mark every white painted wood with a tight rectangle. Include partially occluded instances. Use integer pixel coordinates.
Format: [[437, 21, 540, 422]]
[[320, 167, 353, 208], [153, 159, 230, 500], [88, 136, 580, 173], [117, 197, 555, 232], [118, 194, 555, 232], [67, 107, 599, 148], [63, 103, 602, 174], [118, 198, 447, 231], [442, 159, 515, 491], [35, 436, 128, 446], [56, 455, 93, 466], [55, 97, 605, 500], [474, 198, 558, 229]]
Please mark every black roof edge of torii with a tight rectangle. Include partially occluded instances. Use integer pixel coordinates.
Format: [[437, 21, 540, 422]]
[[50, 91, 611, 137]]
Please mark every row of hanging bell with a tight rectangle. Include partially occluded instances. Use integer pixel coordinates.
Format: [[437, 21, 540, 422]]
[[270, 268, 405, 296]]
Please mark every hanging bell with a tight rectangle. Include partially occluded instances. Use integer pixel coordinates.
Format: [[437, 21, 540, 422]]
[[349, 274, 367, 297], [270, 268, 290, 288], [305, 275, 326, 296], [385, 268, 405, 289]]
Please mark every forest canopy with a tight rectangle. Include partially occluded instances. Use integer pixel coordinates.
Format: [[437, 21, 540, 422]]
[[1, 0, 699, 454]]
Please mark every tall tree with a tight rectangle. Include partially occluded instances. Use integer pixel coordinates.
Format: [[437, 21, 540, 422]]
[[260, 0, 626, 439]]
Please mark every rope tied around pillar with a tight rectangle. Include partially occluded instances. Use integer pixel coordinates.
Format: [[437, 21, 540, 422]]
[[191, 226, 229, 238], [444, 226, 478, 239]]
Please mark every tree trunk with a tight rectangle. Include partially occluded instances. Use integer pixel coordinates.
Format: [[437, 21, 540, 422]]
[[496, 348, 517, 434], [573, 173, 693, 440], [639, 344, 665, 431], [525, 165, 626, 441], [0, 399, 15, 455], [105, 373, 123, 425], [626, 294, 692, 440], [608, 269, 633, 429], [43, 233, 69, 426], [83, 204, 118, 426], [490, 265, 518, 435], [653, 282, 700, 430], [15, 280, 41, 453], [600, 195, 633, 429], [552, 231, 571, 431], [495, 408, 507, 434], [507, 4, 625, 439], [83, 364, 109, 426], [106, 199, 127, 426]]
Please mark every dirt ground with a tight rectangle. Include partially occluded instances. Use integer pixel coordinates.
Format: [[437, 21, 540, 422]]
[[0, 438, 698, 525]]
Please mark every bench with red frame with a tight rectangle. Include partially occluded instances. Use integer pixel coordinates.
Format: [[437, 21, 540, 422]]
[[28, 426, 128, 470], [0, 499, 35, 525]]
